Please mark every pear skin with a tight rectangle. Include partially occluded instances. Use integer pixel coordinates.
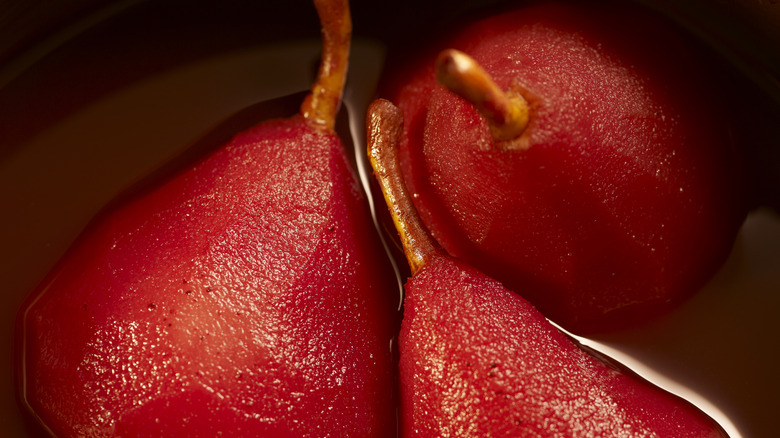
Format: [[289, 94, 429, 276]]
[[17, 1, 398, 436], [380, 0, 748, 334]]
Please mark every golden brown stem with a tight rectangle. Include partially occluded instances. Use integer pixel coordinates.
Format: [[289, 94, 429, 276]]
[[436, 49, 530, 141], [300, 0, 351, 131], [367, 99, 440, 275]]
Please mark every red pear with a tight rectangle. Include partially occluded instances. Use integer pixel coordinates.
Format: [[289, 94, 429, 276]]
[[381, 0, 748, 333], [16, 1, 398, 436], [367, 97, 727, 437]]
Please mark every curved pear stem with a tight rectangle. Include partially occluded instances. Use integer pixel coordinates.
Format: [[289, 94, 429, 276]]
[[367, 99, 440, 275], [300, 0, 351, 131], [436, 49, 530, 142]]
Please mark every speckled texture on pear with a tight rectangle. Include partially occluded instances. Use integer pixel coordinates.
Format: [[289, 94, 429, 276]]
[[399, 256, 726, 437], [21, 116, 398, 437], [388, 1, 746, 333]]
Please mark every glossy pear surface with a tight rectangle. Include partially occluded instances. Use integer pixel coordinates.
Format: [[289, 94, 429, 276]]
[[19, 115, 398, 436], [383, 0, 748, 332], [399, 255, 728, 437]]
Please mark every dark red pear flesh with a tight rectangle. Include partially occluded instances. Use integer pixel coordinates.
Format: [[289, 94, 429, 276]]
[[367, 98, 728, 437], [382, 0, 748, 333], [17, 0, 398, 436]]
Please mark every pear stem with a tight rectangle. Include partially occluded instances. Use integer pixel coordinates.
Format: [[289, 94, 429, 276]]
[[300, 0, 351, 131], [436, 49, 530, 142], [367, 99, 440, 275]]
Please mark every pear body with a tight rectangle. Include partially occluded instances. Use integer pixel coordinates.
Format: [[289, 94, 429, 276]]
[[18, 115, 398, 437], [384, 0, 747, 333], [399, 255, 726, 437]]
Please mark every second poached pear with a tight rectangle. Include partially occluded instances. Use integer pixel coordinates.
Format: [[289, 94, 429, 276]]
[[381, 0, 749, 333]]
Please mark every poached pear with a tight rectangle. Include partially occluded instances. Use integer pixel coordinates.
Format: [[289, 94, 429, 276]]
[[16, 0, 398, 436], [380, 0, 748, 333]]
